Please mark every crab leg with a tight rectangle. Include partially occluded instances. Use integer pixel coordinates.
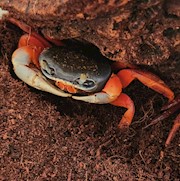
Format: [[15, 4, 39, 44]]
[[117, 69, 174, 101], [161, 94, 180, 111], [117, 69, 179, 145], [18, 34, 51, 68], [111, 61, 138, 71], [9, 18, 51, 47], [12, 36, 71, 97], [144, 96, 180, 128], [144, 95, 180, 146], [73, 74, 135, 129], [9, 18, 63, 46], [111, 93, 135, 129], [165, 114, 180, 146]]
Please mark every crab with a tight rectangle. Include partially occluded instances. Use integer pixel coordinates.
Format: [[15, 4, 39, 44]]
[[9, 18, 179, 146]]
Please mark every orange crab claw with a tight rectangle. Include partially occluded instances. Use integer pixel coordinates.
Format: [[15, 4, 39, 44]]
[[12, 43, 71, 97], [117, 69, 174, 102], [56, 81, 77, 94]]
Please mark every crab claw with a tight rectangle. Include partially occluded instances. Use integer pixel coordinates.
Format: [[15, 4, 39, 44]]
[[72, 92, 114, 104], [12, 46, 71, 97]]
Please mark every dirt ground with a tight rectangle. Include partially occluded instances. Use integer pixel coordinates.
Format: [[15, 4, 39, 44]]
[[0, 27, 180, 181]]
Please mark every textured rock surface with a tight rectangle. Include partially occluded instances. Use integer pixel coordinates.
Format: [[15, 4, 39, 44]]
[[0, 0, 179, 65]]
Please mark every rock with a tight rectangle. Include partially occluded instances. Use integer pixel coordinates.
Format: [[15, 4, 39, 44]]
[[0, 0, 179, 65]]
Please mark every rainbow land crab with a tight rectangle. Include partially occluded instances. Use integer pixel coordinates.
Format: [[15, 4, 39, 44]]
[[5, 18, 180, 146]]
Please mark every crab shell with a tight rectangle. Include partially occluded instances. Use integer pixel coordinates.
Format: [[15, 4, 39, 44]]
[[39, 46, 111, 94]]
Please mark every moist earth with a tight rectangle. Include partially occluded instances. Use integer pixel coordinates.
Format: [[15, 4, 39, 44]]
[[0, 1, 180, 180]]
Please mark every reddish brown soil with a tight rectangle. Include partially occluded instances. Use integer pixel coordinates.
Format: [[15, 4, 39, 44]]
[[0, 54, 180, 180], [0, 20, 179, 181]]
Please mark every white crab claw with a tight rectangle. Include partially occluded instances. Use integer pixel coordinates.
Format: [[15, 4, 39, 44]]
[[72, 92, 117, 104], [12, 47, 71, 97]]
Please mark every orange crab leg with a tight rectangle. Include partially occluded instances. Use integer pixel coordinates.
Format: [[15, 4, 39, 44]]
[[102, 74, 135, 129], [9, 18, 32, 33], [9, 18, 63, 46], [117, 69, 174, 102], [9, 18, 52, 47], [43, 34, 64, 46], [144, 96, 180, 129], [111, 93, 135, 129], [111, 61, 137, 71], [102, 74, 122, 99], [165, 114, 180, 146], [18, 34, 51, 49], [18, 34, 51, 68], [144, 95, 180, 146]]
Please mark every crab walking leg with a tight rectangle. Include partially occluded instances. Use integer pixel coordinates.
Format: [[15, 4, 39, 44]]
[[9, 18, 52, 48], [111, 93, 135, 129], [9, 18, 63, 47], [165, 114, 180, 146], [18, 34, 51, 49], [72, 74, 122, 103], [117, 69, 174, 102], [43, 34, 64, 46], [144, 96, 180, 128], [161, 94, 180, 111], [18, 34, 51, 68], [12, 46, 71, 97], [111, 61, 138, 71]]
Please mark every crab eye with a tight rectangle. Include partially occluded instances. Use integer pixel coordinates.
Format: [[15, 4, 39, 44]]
[[45, 66, 56, 76], [41, 60, 56, 76], [82, 80, 95, 88], [74, 78, 95, 88]]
